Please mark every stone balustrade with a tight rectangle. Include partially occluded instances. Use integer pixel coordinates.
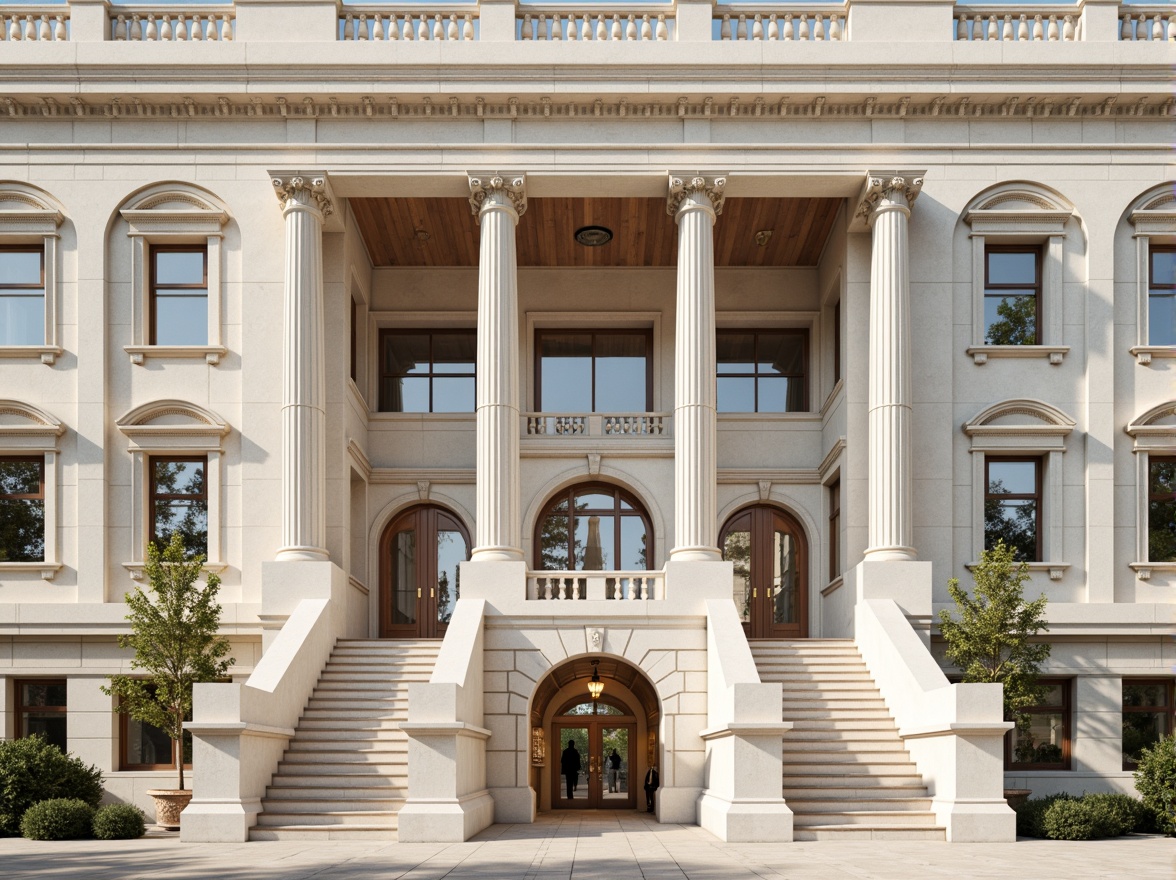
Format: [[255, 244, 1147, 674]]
[[527, 570, 664, 600], [1119, 7, 1175, 40], [523, 412, 669, 436], [110, 7, 235, 41], [1, 8, 69, 40], [517, 7, 673, 40], [340, 6, 477, 40], [954, 7, 1078, 41], [716, 7, 844, 41]]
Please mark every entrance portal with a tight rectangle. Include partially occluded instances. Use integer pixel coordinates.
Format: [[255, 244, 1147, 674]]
[[553, 699, 637, 810], [378, 505, 470, 638]]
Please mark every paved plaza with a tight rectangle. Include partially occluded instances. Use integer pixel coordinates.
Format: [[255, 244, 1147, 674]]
[[1, 813, 1172, 880]]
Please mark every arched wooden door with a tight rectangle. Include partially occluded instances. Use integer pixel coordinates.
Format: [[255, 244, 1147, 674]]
[[379, 505, 469, 638], [720, 506, 808, 638]]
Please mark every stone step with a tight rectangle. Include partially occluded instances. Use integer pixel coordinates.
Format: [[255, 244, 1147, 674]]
[[311, 681, 417, 693], [792, 826, 945, 842], [305, 698, 411, 711], [249, 825, 397, 841], [783, 771, 926, 785], [793, 810, 940, 827], [298, 708, 410, 721], [286, 741, 406, 754], [756, 664, 870, 675], [295, 719, 405, 731], [785, 729, 901, 742], [781, 751, 916, 766], [779, 698, 888, 710], [777, 680, 882, 691], [267, 773, 406, 788], [276, 761, 407, 776], [789, 719, 898, 731], [780, 708, 895, 719], [758, 672, 877, 683], [783, 784, 929, 799], [786, 797, 933, 813], [266, 786, 407, 801], [281, 749, 407, 764], [781, 739, 906, 753], [256, 810, 401, 827], [320, 666, 434, 676], [291, 728, 407, 742]]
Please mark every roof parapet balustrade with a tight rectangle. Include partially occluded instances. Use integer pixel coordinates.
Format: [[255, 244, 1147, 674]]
[[954, 6, 1079, 41], [523, 412, 670, 437], [1118, 6, 1175, 41], [716, 6, 845, 41], [108, 6, 235, 41], [339, 5, 478, 40], [527, 570, 664, 600], [517, 6, 674, 40], [0, 8, 69, 40]]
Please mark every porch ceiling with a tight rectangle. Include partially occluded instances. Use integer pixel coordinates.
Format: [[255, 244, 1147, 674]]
[[351, 196, 841, 268], [529, 654, 662, 727]]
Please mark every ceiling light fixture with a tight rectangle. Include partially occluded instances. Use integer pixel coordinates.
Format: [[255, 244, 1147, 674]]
[[587, 659, 604, 701], [574, 225, 613, 247], [754, 229, 773, 247]]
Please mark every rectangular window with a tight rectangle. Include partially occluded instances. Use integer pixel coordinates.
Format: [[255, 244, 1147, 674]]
[[984, 246, 1041, 345], [829, 480, 841, 580], [0, 456, 45, 562], [150, 246, 208, 346], [984, 457, 1041, 561], [0, 246, 45, 346], [1148, 246, 1176, 346], [149, 456, 208, 557], [379, 330, 475, 413], [120, 687, 193, 771], [717, 329, 808, 413], [1123, 679, 1174, 770], [1147, 457, 1176, 562], [1006, 680, 1070, 770], [535, 330, 651, 413], [832, 301, 841, 385], [16, 679, 67, 753]]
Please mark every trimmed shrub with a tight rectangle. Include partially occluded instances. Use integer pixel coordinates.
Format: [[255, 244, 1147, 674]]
[[91, 804, 146, 840], [0, 737, 104, 836], [20, 798, 95, 841], [1081, 793, 1147, 837], [1015, 793, 1072, 838], [1134, 734, 1176, 836], [1042, 798, 1099, 841]]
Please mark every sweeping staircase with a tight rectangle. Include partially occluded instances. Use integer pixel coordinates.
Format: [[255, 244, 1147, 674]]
[[249, 639, 441, 840], [751, 639, 947, 841]]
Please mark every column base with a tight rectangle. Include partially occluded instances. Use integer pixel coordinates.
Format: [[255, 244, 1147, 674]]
[[489, 786, 536, 823], [668, 547, 722, 562], [697, 793, 793, 842], [862, 546, 917, 562], [469, 547, 525, 563], [397, 791, 496, 842], [933, 798, 1016, 842], [178, 798, 260, 843], [656, 786, 703, 824], [274, 546, 330, 563]]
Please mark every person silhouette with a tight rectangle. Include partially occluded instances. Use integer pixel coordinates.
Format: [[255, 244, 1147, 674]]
[[607, 748, 622, 793], [643, 763, 660, 813], [560, 739, 581, 800]]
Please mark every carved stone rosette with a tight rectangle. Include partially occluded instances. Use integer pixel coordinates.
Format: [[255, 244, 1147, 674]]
[[272, 174, 334, 218], [667, 174, 727, 218], [855, 173, 923, 226], [468, 174, 527, 222]]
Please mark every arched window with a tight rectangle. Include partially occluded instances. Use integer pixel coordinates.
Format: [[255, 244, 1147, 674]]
[[720, 505, 808, 638], [379, 505, 469, 638], [535, 483, 651, 571]]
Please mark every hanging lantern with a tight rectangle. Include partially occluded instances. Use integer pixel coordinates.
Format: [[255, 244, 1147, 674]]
[[587, 658, 604, 701]]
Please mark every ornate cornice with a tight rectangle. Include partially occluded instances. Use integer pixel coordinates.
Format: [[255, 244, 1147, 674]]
[[667, 175, 727, 218], [468, 174, 527, 220], [855, 173, 924, 226], [271, 174, 334, 218]]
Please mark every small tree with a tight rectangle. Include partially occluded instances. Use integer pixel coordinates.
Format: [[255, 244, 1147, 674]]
[[103, 534, 233, 790], [938, 540, 1051, 731]]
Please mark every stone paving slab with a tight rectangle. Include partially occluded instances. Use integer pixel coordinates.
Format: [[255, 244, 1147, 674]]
[[0, 813, 1172, 880]]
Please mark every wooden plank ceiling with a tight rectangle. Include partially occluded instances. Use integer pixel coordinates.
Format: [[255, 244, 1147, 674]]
[[351, 196, 841, 268]]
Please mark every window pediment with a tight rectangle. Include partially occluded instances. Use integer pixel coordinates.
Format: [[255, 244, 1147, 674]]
[[965, 186, 1073, 237], [120, 189, 228, 237], [1126, 401, 1176, 452], [0, 400, 64, 451], [1128, 186, 1176, 237], [116, 400, 228, 452], [964, 399, 1075, 453], [0, 186, 64, 235]]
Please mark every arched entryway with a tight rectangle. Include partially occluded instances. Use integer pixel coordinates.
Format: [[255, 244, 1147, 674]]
[[378, 504, 469, 638], [720, 505, 809, 638], [534, 482, 652, 571]]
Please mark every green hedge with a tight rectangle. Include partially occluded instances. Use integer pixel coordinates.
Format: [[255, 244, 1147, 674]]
[[1016, 792, 1156, 840], [92, 804, 146, 840], [0, 737, 104, 836], [1133, 734, 1176, 835], [20, 798, 95, 841]]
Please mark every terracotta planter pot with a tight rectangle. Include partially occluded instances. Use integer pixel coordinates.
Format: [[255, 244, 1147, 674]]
[[1004, 788, 1033, 809], [146, 789, 192, 829]]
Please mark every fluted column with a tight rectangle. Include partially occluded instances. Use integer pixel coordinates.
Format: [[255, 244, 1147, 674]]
[[469, 175, 526, 562], [272, 174, 333, 562], [668, 175, 726, 561], [857, 173, 923, 561]]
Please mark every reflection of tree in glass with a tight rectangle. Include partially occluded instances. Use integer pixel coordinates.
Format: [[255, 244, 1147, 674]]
[[984, 478, 1036, 561], [1149, 460, 1176, 562], [636, 528, 647, 569], [1014, 736, 1063, 765], [985, 296, 1036, 346], [724, 531, 752, 618], [152, 461, 207, 557], [0, 460, 44, 562], [540, 502, 586, 570]]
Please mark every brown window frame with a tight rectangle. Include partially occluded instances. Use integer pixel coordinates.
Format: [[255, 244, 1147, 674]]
[[148, 454, 208, 554], [119, 684, 193, 772], [378, 328, 476, 413], [0, 455, 46, 562], [1147, 456, 1176, 563], [533, 482, 653, 572], [1005, 678, 1071, 771], [534, 329, 654, 413], [15, 678, 67, 744], [1149, 245, 1176, 346], [828, 480, 841, 581], [149, 244, 208, 346], [1122, 678, 1175, 771], [716, 328, 810, 413], [0, 245, 46, 346], [983, 245, 1042, 345], [984, 456, 1043, 562]]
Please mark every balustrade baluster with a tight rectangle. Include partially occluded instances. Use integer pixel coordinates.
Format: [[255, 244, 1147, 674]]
[[36, 13, 49, 41], [814, 14, 825, 41], [362, 14, 372, 41], [800, 14, 810, 40], [418, 15, 429, 40], [525, 14, 535, 41], [551, 13, 562, 40], [206, 15, 216, 40], [1031, 15, 1043, 41], [611, 14, 621, 41], [192, 15, 204, 41], [373, 15, 384, 40], [1153, 14, 1164, 41], [389, 14, 400, 40], [581, 15, 592, 40], [957, 15, 966, 41], [986, 15, 997, 40], [641, 14, 651, 41], [767, 14, 778, 41], [54, 14, 66, 41], [344, 13, 354, 41], [1062, 15, 1074, 41], [596, 15, 606, 41], [830, 14, 841, 41], [463, 14, 474, 40], [404, 15, 415, 40], [720, 13, 731, 40], [783, 14, 794, 41], [658, 13, 669, 41], [736, 14, 746, 41], [20, 13, 31, 40], [1017, 14, 1028, 42], [1047, 15, 1058, 41], [129, 14, 141, 41], [572, 579, 582, 600], [751, 14, 762, 41], [1168, 14, 1176, 42]]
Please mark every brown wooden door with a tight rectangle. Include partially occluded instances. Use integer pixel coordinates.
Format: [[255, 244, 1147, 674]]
[[379, 506, 468, 638], [721, 506, 808, 638], [552, 719, 637, 810]]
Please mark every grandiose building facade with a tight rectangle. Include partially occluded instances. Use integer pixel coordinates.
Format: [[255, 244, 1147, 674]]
[[0, 0, 1173, 844]]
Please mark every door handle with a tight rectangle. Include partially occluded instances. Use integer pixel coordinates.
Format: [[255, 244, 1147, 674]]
[[753, 588, 757, 599], [417, 588, 422, 599], [431, 588, 435, 598]]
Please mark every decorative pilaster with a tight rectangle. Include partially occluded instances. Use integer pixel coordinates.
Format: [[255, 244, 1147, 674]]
[[856, 172, 923, 561], [469, 175, 526, 562], [668, 175, 725, 561], [272, 174, 333, 562]]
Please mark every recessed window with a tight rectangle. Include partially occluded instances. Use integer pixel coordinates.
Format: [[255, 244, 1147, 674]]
[[717, 330, 807, 413], [120, 685, 192, 771], [1122, 679, 1174, 770], [1007, 680, 1070, 770], [0, 247, 45, 346], [984, 457, 1041, 561], [150, 246, 208, 346], [536, 484, 651, 572], [984, 247, 1041, 345], [350, 298, 358, 384], [1147, 457, 1176, 563], [536, 331, 651, 413], [829, 480, 841, 581], [0, 456, 45, 562], [1148, 246, 1176, 346], [16, 679, 67, 752], [832, 301, 841, 385], [379, 330, 475, 413], [149, 456, 208, 557]]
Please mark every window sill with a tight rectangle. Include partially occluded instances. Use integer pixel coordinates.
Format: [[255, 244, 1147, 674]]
[[966, 561, 1069, 581], [123, 561, 227, 581], [966, 345, 1069, 365], [1128, 562, 1176, 581], [1129, 346, 1176, 366], [0, 345, 63, 365], [125, 345, 226, 366], [0, 561, 63, 580]]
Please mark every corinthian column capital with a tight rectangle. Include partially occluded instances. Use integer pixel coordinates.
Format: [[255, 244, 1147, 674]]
[[468, 174, 527, 223], [854, 171, 924, 228], [271, 173, 335, 218], [667, 174, 727, 219]]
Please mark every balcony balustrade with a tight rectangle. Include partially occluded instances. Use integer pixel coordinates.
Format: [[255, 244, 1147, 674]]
[[110, 8, 235, 40], [1119, 7, 1175, 40], [517, 8, 674, 40], [339, 6, 477, 40], [523, 412, 670, 437], [954, 7, 1078, 41], [717, 8, 844, 41], [526, 570, 664, 600], [1, 8, 68, 40]]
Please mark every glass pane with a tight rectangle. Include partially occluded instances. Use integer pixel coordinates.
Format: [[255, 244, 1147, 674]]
[[384, 334, 430, 375], [757, 376, 804, 413], [431, 333, 475, 374], [772, 528, 798, 625], [539, 514, 570, 570], [0, 499, 45, 562], [595, 334, 647, 412], [539, 334, 593, 413], [154, 250, 205, 285], [23, 713, 67, 753], [392, 529, 417, 625], [988, 461, 1037, 495], [602, 727, 630, 801], [619, 516, 648, 570], [984, 499, 1037, 561], [432, 377, 475, 413], [576, 514, 612, 571], [1150, 459, 1176, 495], [435, 528, 467, 625], [723, 528, 752, 623], [1151, 249, 1176, 288], [1035, 684, 1065, 708], [0, 459, 42, 495], [1123, 711, 1167, 765], [153, 500, 208, 556], [127, 717, 174, 767], [0, 250, 42, 285], [558, 728, 589, 802], [574, 491, 614, 511], [1148, 497, 1176, 562], [717, 333, 755, 373], [1124, 683, 1169, 709], [1148, 294, 1176, 346], [154, 459, 204, 496], [984, 294, 1037, 345], [1012, 711, 1065, 766], [717, 377, 755, 413], [758, 333, 804, 376], [21, 683, 66, 707], [154, 293, 208, 346], [0, 293, 45, 345], [381, 376, 429, 413], [987, 250, 1037, 285]]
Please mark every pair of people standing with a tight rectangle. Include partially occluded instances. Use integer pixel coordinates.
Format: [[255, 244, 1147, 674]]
[[559, 740, 659, 813]]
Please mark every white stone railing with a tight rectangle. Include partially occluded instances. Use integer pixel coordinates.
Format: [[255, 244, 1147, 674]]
[[954, 6, 1078, 41], [340, 5, 477, 40], [716, 7, 844, 41], [527, 570, 664, 600], [1119, 7, 1175, 41], [523, 412, 670, 436], [517, 7, 674, 40], [1, 8, 69, 40], [110, 7, 235, 40]]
